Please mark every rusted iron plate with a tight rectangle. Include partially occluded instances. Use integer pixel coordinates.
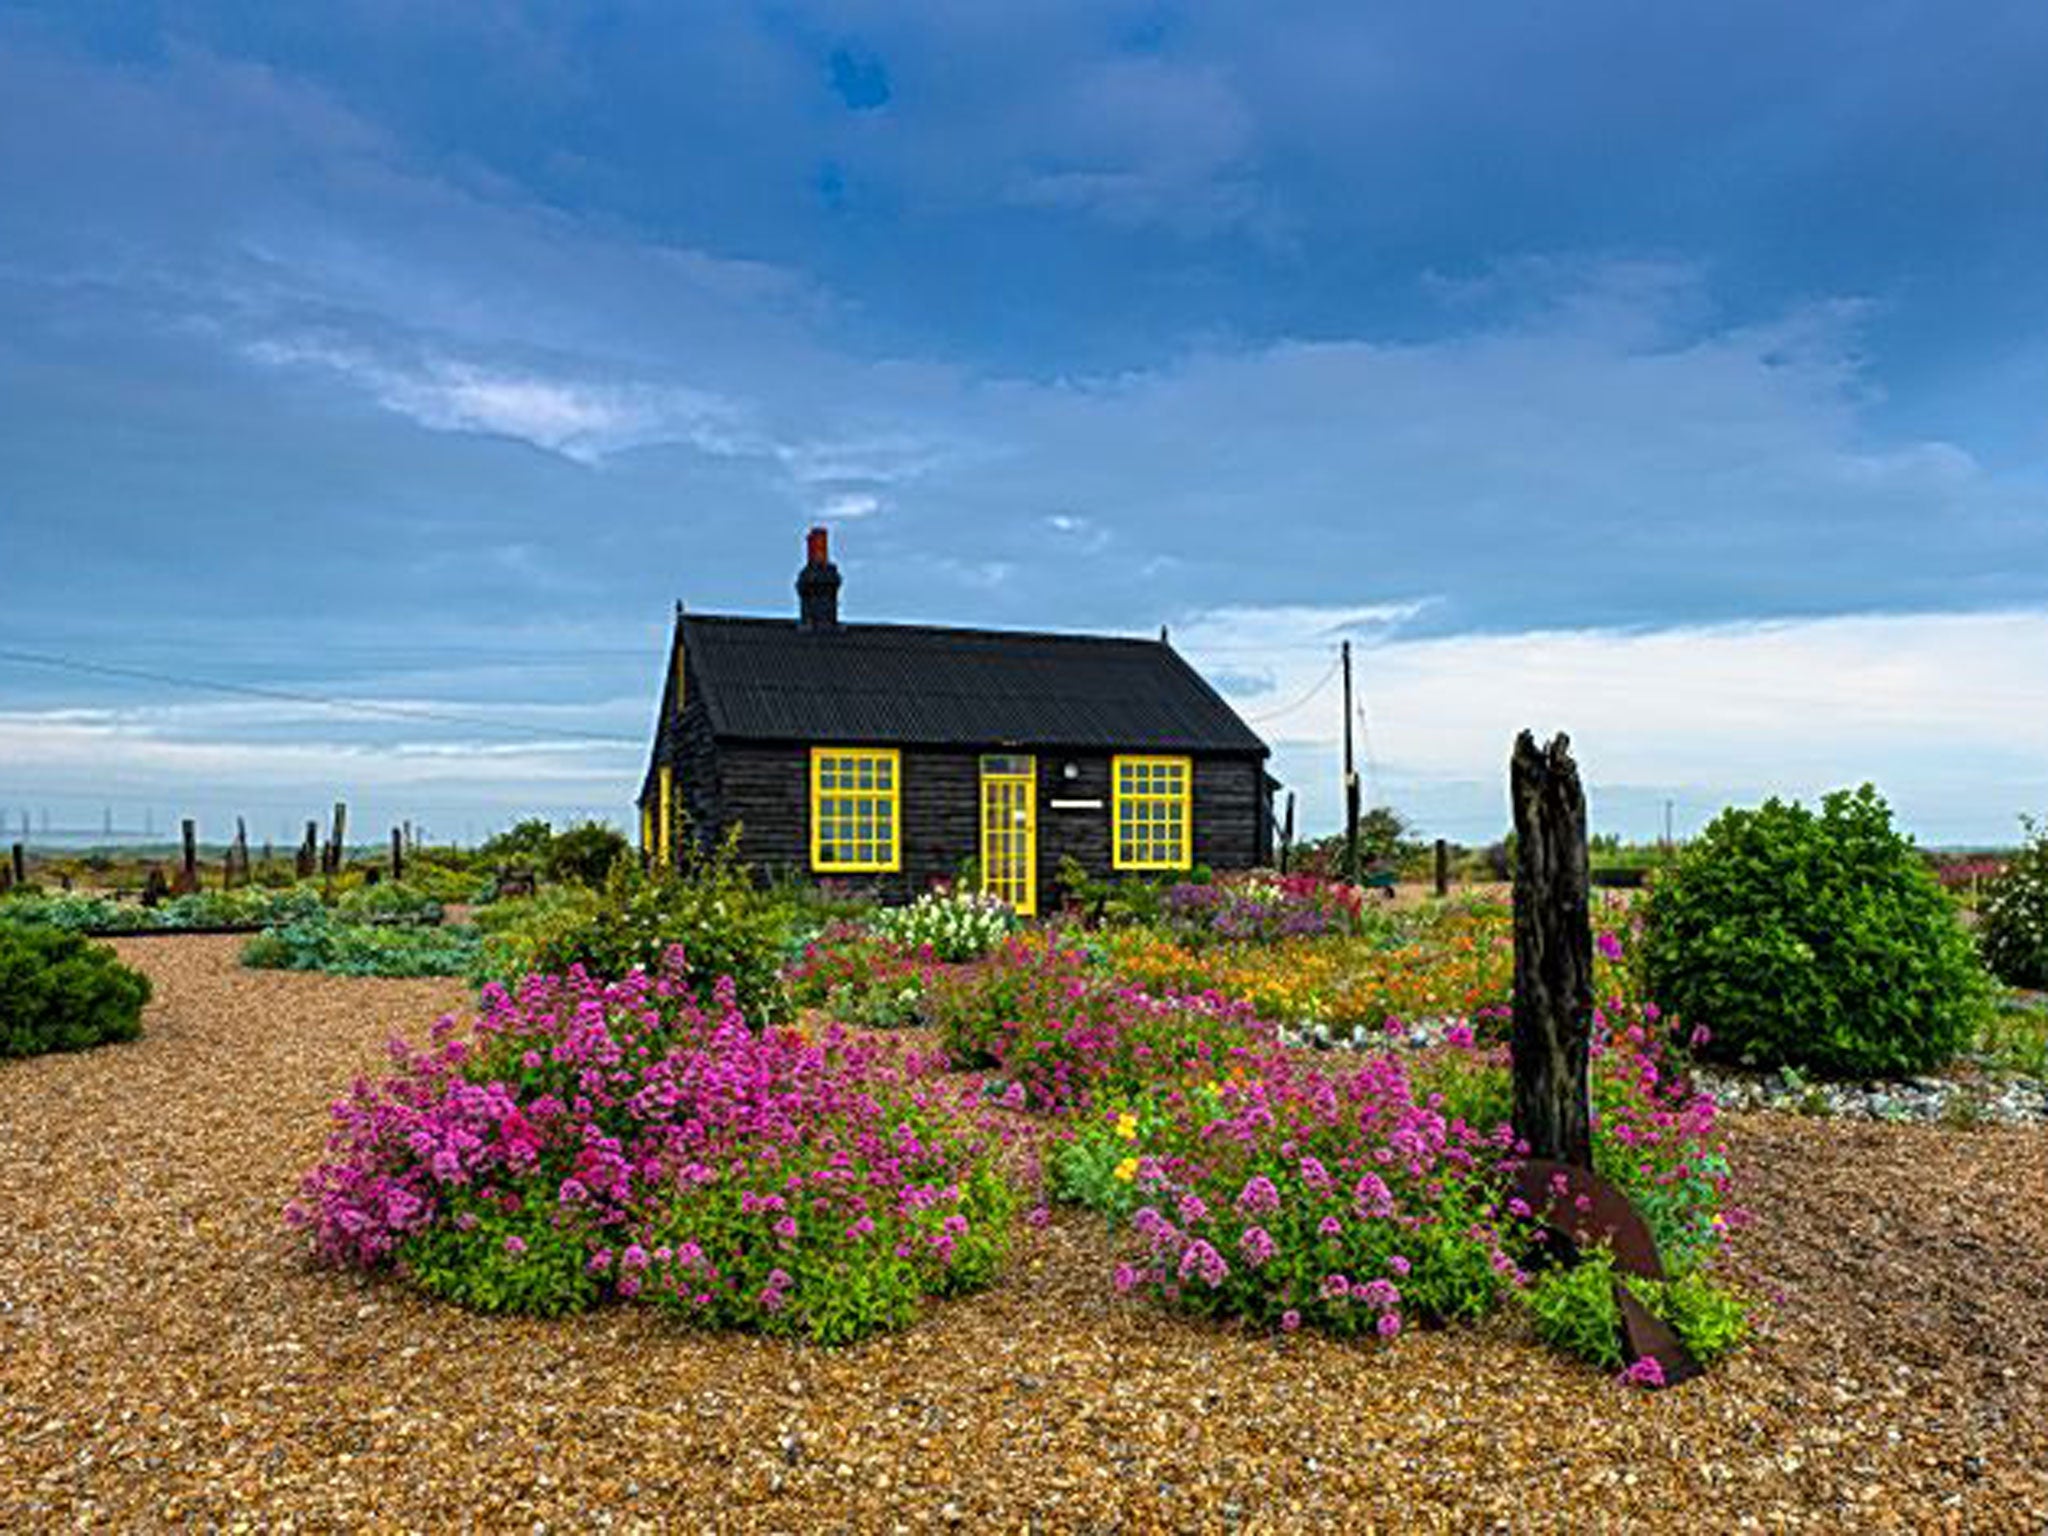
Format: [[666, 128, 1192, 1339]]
[[1614, 1279, 1705, 1389], [1511, 1158, 1667, 1281]]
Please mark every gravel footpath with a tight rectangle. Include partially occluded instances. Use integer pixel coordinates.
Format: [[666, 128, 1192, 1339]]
[[3, 936, 2046, 1532]]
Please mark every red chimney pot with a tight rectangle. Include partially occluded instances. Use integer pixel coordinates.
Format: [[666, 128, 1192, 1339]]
[[806, 526, 829, 565]]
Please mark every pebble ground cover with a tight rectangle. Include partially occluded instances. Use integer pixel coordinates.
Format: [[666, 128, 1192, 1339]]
[[4, 936, 2046, 1529]]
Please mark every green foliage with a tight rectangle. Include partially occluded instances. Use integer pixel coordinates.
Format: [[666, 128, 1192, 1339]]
[[1520, 1253, 1750, 1372], [471, 885, 606, 980], [476, 818, 554, 868], [399, 1194, 601, 1317], [241, 912, 481, 978], [643, 1137, 1015, 1345], [0, 886, 323, 933], [334, 882, 445, 925], [394, 857, 488, 903], [1053, 856, 1215, 925], [1980, 817, 2048, 990], [0, 925, 151, 1057], [544, 821, 632, 888], [473, 830, 793, 1024], [1975, 994, 2048, 1077], [1642, 785, 1992, 1078], [1293, 806, 1420, 877]]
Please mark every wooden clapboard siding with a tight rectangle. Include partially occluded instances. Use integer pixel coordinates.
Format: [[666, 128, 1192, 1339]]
[[692, 742, 1269, 906]]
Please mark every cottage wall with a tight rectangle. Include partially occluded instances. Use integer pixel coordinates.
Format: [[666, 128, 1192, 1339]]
[[699, 743, 1269, 909]]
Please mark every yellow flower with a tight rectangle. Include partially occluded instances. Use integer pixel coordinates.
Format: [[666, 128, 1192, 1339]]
[[1115, 1112, 1139, 1140], [1113, 1157, 1138, 1183]]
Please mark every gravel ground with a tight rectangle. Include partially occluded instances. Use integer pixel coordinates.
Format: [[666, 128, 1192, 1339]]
[[4, 937, 2046, 1533]]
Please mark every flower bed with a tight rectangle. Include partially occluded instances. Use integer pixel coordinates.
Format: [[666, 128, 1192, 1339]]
[[289, 952, 1012, 1342], [923, 935, 1274, 1109]]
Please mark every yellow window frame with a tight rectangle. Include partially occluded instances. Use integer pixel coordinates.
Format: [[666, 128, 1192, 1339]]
[[1112, 754, 1192, 871], [810, 746, 901, 873]]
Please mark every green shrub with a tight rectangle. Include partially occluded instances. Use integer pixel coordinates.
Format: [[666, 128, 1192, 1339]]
[[473, 831, 792, 1025], [544, 821, 631, 888], [1981, 817, 2048, 990], [1642, 785, 1992, 1079], [0, 925, 151, 1057]]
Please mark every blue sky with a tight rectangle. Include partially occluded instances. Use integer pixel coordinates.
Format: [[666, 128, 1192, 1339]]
[[3, 2, 2046, 847]]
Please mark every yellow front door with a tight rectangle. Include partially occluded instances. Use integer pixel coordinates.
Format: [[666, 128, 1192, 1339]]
[[979, 755, 1036, 916]]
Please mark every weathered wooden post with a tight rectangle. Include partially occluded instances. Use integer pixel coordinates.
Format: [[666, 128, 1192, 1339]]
[[1434, 837, 1450, 898], [230, 817, 250, 889], [178, 818, 200, 895], [1509, 731, 1594, 1168], [323, 802, 348, 876], [391, 827, 404, 883], [297, 821, 318, 879], [1279, 791, 1295, 874], [8, 842, 24, 888]]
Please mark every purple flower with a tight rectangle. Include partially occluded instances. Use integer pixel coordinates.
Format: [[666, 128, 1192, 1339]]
[[503, 1235, 527, 1257], [1238, 1226, 1277, 1267], [1235, 1176, 1281, 1216], [1376, 1312, 1402, 1339], [1620, 1356, 1666, 1389]]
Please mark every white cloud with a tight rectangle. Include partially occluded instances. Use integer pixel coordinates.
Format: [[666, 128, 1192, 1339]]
[[1181, 605, 2048, 844]]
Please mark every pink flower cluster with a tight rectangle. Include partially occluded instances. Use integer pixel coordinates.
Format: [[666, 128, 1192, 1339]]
[[286, 951, 1012, 1339], [926, 938, 1276, 1110], [1111, 1048, 1526, 1338]]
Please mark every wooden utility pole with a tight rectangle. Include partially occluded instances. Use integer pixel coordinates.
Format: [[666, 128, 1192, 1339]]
[[1509, 731, 1595, 1168], [1341, 640, 1360, 884]]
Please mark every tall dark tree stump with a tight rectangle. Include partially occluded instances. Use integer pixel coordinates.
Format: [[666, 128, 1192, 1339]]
[[296, 821, 318, 880], [1510, 731, 1595, 1168]]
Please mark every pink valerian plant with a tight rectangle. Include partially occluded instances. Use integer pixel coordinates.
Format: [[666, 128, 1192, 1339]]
[[924, 938, 1278, 1111], [286, 951, 1013, 1339], [1110, 1045, 1526, 1340]]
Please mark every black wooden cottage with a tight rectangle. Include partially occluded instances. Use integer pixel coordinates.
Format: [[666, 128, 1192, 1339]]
[[638, 529, 1273, 914]]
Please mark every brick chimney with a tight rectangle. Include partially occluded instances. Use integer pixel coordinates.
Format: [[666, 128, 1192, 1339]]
[[797, 525, 841, 629]]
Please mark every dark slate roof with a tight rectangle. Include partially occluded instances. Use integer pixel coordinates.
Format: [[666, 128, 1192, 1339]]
[[678, 614, 1267, 754]]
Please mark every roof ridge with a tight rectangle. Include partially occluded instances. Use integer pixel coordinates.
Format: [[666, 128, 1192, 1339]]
[[680, 611, 1167, 648]]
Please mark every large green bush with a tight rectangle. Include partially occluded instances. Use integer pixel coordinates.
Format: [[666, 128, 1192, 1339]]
[[1642, 785, 1991, 1078], [0, 926, 151, 1058], [473, 831, 793, 1025], [544, 821, 631, 888], [1980, 817, 2048, 989]]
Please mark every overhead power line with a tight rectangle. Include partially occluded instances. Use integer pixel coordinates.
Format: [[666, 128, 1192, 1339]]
[[1242, 652, 1343, 725], [0, 647, 640, 747]]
